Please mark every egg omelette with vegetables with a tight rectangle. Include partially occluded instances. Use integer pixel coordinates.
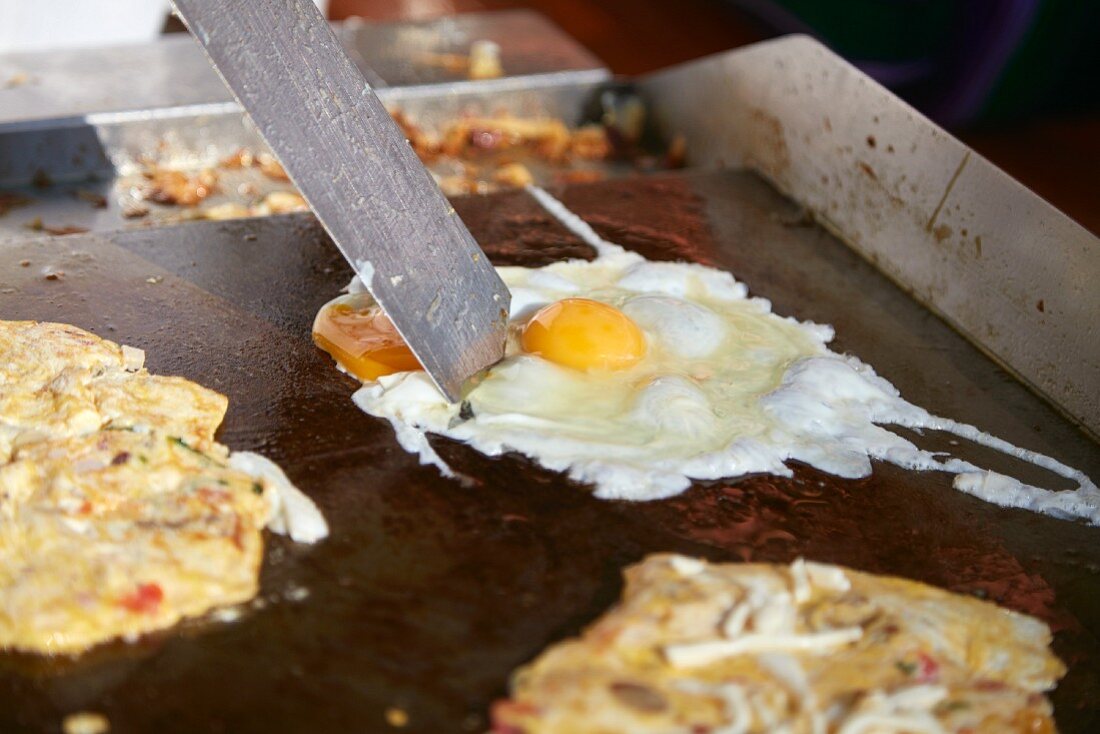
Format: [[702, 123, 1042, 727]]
[[491, 555, 1065, 734], [0, 320, 327, 655]]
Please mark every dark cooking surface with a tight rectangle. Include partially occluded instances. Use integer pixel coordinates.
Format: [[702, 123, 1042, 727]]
[[1, 169, 1097, 733]]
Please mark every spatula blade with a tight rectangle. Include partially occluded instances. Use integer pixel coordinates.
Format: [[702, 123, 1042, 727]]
[[171, 0, 510, 401]]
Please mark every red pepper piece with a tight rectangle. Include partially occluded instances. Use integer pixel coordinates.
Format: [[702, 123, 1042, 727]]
[[119, 582, 164, 614], [489, 700, 539, 733], [917, 651, 940, 682]]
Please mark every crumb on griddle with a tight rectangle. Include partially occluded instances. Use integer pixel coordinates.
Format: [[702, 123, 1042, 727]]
[[25, 217, 89, 236], [390, 109, 440, 161], [415, 39, 503, 80], [194, 191, 307, 221], [384, 707, 409, 728], [468, 40, 503, 80], [31, 169, 52, 188], [218, 147, 288, 181], [220, 148, 255, 169], [0, 192, 32, 217], [414, 51, 471, 75], [139, 168, 218, 207], [492, 162, 534, 188], [200, 202, 252, 221], [441, 116, 572, 161], [75, 189, 108, 209], [3, 72, 30, 89], [62, 712, 110, 734], [44, 225, 89, 236], [122, 202, 150, 219], [569, 125, 612, 160], [257, 190, 308, 215], [257, 154, 290, 182]]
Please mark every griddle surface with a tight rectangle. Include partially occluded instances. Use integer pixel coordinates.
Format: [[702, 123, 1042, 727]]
[[1, 170, 1097, 733]]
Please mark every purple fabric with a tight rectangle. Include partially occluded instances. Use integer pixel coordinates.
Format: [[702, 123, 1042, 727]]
[[853, 58, 936, 87], [724, 0, 1042, 126], [929, 0, 1040, 125]]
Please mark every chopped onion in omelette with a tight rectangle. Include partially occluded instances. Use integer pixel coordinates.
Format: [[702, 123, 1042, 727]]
[[313, 186, 1099, 524], [0, 321, 327, 655]]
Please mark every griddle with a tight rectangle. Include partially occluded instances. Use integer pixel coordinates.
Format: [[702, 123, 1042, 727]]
[[2, 21, 1099, 734], [1, 169, 1097, 733]]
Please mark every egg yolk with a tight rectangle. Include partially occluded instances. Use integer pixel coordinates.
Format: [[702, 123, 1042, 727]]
[[313, 299, 422, 381], [521, 298, 646, 371]]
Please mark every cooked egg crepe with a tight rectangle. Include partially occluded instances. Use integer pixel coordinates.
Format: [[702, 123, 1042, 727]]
[[0, 321, 226, 460], [491, 555, 1065, 734], [0, 321, 327, 654], [0, 430, 267, 654]]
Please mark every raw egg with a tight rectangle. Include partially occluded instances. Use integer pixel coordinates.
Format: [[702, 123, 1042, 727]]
[[521, 298, 645, 371], [312, 294, 421, 382]]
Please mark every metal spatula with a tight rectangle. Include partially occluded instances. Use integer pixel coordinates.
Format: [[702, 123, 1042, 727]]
[[170, 0, 509, 402]]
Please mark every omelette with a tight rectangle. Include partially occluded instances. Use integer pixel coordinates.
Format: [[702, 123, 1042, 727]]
[[0, 320, 327, 655], [0, 321, 226, 461], [491, 554, 1065, 734]]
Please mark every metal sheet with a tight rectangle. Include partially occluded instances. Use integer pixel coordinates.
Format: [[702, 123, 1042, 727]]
[[640, 34, 1100, 438], [0, 36, 232, 126], [0, 11, 605, 125], [1, 169, 1097, 733]]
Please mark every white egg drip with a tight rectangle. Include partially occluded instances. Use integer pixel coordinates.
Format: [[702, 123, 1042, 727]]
[[524, 183, 631, 260], [227, 452, 329, 543], [334, 186, 1098, 525]]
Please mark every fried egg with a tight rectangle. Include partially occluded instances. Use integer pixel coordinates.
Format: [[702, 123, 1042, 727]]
[[313, 187, 1099, 523]]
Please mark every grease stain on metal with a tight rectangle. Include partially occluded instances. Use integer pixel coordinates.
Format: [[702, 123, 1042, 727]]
[[746, 107, 790, 176]]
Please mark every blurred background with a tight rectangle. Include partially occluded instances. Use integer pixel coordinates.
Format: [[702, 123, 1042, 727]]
[[2, 0, 1096, 233], [330, 0, 1100, 235]]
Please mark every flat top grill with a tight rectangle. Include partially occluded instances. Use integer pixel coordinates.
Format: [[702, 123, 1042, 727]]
[[0, 13, 1097, 734], [1, 170, 1097, 733]]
